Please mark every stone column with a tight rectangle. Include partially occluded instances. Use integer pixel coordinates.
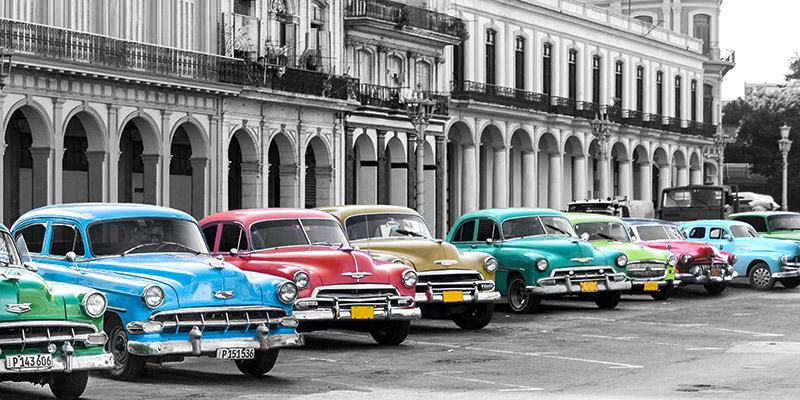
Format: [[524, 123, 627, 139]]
[[140, 154, 160, 205], [492, 146, 508, 208], [160, 111, 172, 206], [573, 154, 587, 201], [435, 135, 446, 238], [315, 166, 334, 207], [639, 161, 653, 203], [29, 147, 53, 208], [521, 150, 536, 207], [241, 161, 260, 209], [53, 100, 65, 204], [690, 166, 703, 185], [461, 144, 478, 214], [190, 157, 208, 218], [658, 162, 671, 201], [107, 105, 120, 202], [598, 155, 610, 200], [548, 152, 562, 209], [407, 132, 417, 208], [344, 126, 356, 204], [376, 129, 389, 204], [618, 160, 632, 199], [85, 151, 107, 202], [279, 164, 299, 207], [677, 166, 689, 186]]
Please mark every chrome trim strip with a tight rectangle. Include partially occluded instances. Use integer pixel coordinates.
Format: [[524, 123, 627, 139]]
[[0, 321, 98, 331], [309, 284, 400, 297], [416, 270, 484, 277], [0, 353, 113, 374], [415, 291, 501, 304], [528, 280, 632, 295], [293, 307, 421, 321], [148, 306, 288, 318], [107, 306, 127, 313]]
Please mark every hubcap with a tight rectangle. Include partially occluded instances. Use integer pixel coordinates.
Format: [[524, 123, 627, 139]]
[[753, 268, 771, 287], [509, 281, 527, 310], [111, 328, 129, 368]]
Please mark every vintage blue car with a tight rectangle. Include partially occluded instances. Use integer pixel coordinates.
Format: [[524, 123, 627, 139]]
[[11, 203, 303, 381], [679, 220, 800, 290]]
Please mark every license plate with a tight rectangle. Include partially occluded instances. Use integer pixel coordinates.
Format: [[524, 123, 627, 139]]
[[442, 291, 464, 302], [351, 305, 374, 319], [215, 348, 255, 360], [643, 282, 659, 291], [580, 281, 599, 292], [711, 268, 722, 276], [5, 354, 53, 371]]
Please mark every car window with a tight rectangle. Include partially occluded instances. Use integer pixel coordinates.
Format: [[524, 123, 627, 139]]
[[709, 228, 724, 239], [767, 214, 800, 231], [541, 216, 576, 237], [202, 225, 219, 251], [501, 216, 546, 239], [87, 218, 207, 256], [730, 225, 758, 238], [451, 220, 476, 242], [345, 213, 433, 240], [734, 216, 767, 232], [688, 227, 706, 239], [249, 218, 348, 249], [574, 221, 630, 242], [0, 232, 22, 267], [15, 224, 46, 254], [475, 219, 499, 242], [49, 224, 85, 257], [219, 224, 248, 252]]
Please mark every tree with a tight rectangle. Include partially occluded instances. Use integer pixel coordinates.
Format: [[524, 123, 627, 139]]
[[786, 52, 800, 81]]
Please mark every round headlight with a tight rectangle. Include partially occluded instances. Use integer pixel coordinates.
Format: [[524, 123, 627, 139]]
[[728, 254, 737, 265], [667, 254, 678, 267], [141, 285, 165, 309], [484, 257, 498, 273], [615, 253, 628, 267], [402, 270, 418, 288], [536, 258, 548, 271], [293, 271, 310, 289], [781, 255, 790, 265], [277, 281, 299, 304], [680, 254, 692, 265], [82, 291, 107, 318]]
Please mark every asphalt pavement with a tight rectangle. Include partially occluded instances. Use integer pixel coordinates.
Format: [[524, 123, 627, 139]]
[[4, 278, 800, 399]]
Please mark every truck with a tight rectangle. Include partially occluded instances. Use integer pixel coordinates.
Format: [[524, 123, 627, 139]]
[[657, 185, 740, 222]]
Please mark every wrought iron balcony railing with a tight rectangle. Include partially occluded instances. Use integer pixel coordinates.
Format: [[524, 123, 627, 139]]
[[451, 80, 549, 112], [0, 18, 357, 100], [354, 83, 449, 117], [703, 42, 736, 63], [345, 0, 468, 40]]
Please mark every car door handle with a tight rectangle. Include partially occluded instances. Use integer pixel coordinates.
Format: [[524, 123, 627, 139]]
[[469, 245, 478, 249]]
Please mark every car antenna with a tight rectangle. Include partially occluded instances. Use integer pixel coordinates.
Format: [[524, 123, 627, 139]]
[[364, 206, 372, 256]]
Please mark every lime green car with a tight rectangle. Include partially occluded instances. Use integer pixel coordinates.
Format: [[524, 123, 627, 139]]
[[567, 214, 677, 300], [729, 211, 800, 241]]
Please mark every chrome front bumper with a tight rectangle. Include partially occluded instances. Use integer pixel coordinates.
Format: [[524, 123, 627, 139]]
[[773, 265, 800, 279], [529, 276, 631, 295], [293, 305, 421, 321], [0, 353, 113, 374], [127, 333, 304, 357], [415, 280, 500, 304], [676, 270, 737, 285]]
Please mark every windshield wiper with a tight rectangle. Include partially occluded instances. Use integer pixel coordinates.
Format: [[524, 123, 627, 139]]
[[122, 241, 201, 256], [310, 241, 343, 248], [395, 229, 424, 238], [546, 224, 570, 236], [596, 232, 617, 241]]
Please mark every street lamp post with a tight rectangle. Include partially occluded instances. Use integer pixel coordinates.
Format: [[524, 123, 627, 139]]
[[779, 125, 792, 211], [0, 52, 13, 90], [713, 126, 727, 185], [401, 86, 437, 215], [590, 114, 612, 199]]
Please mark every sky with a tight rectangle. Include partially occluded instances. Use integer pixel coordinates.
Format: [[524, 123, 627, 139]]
[[720, 0, 800, 100]]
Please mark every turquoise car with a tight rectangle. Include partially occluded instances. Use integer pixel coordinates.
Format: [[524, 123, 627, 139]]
[[446, 208, 630, 313], [729, 211, 800, 241], [679, 220, 800, 290]]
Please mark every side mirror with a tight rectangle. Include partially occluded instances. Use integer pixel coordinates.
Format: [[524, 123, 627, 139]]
[[724, 234, 732, 241], [229, 248, 239, 257], [23, 262, 38, 272], [64, 251, 77, 262], [353, 245, 361, 251], [485, 238, 493, 245], [580, 232, 590, 241], [215, 255, 224, 261]]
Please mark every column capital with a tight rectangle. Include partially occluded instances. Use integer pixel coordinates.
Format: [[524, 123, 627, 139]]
[[190, 157, 209, 168], [85, 150, 108, 163], [140, 153, 161, 163], [315, 166, 334, 178], [241, 161, 262, 175], [279, 164, 299, 175], [29, 147, 53, 158]]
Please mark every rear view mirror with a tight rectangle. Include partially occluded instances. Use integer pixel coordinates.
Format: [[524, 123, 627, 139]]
[[580, 232, 590, 241], [65, 251, 77, 262], [229, 248, 239, 257], [23, 262, 38, 272]]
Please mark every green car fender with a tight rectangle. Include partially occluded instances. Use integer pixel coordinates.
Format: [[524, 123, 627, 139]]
[[494, 249, 549, 294]]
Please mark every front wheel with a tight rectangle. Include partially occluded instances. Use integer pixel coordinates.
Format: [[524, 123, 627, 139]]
[[595, 291, 621, 309], [507, 276, 541, 314], [235, 349, 280, 376], [704, 283, 727, 294], [49, 371, 89, 400], [105, 318, 146, 381], [650, 284, 674, 301], [370, 321, 411, 345], [780, 277, 800, 289], [748, 263, 775, 291], [452, 303, 494, 330]]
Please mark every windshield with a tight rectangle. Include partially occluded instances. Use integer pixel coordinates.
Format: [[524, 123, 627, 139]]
[[87, 218, 207, 256], [541, 216, 577, 237], [345, 213, 433, 241], [730, 225, 758, 238], [574, 221, 631, 242], [0, 232, 22, 267], [501, 216, 545, 239], [636, 225, 683, 241], [250, 218, 349, 249], [663, 188, 723, 208], [768, 215, 800, 231]]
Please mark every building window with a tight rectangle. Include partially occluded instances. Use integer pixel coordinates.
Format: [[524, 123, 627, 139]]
[[543, 43, 552, 96], [355, 49, 373, 84], [416, 61, 431, 91], [568, 49, 577, 101], [703, 84, 713, 124], [635, 15, 654, 24], [515, 36, 525, 90], [693, 14, 711, 55], [656, 71, 664, 116], [636, 66, 644, 113], [614, 61, 623, 107], [674, 76, 682, 119], [485, 29, 496, 85], [691, 79, 698, 121], [592, 55, 601, 104], [234, 0, 255, 16], [453, 44, 465, 83], [387, 55, 403, 87]]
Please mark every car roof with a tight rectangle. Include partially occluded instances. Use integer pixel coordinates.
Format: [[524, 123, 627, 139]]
[[680, 219, 749, 227], [456, 208, 565, 223], [622, 218, 677, 227], [730, 211, 799, 218], [565, 213, 624, 223], [201, 208, 338, 227], [16, 203, 196, 226], [316, 205, 419, 221]]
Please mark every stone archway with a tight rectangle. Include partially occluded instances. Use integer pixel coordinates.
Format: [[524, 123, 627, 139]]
[[672, 149, 689, 186], [118, 116, 160, 205], [632, 144, 652, 202], [228, 128, 260, 210], [446, 121, 475, 225], [386, 136, 407, 206], [422, 140, 436, 224], [611, 141, 631, 199], [267, 131, 297, 207], [479, 125, 506, 209], [510, 129, 535, 207], [3, 105, 52, 225], [564, 135, 586, 202], [61, 110, 106, 204], [304, 136, 332, 208], [537, 132, 560, 208], [169, 121, 208, 218], [653, 147, 670, 203], [353, 133, 377, 204], [689, 151, 703, 184]]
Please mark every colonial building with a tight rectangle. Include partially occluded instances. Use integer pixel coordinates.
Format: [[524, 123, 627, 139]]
[[0, 0, 733, 236]]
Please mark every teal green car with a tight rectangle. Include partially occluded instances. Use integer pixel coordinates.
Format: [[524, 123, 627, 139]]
[[566, 214, 677, 300], [729, 211, 800, 241], [446, 208, 631, 313], [0, 225, 112, 399]]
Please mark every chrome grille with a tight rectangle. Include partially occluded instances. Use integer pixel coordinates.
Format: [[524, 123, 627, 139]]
[[551, 266, 619, 282], [307, 284, 408, 308], [416, 270, 484, 293], [626, 261, 668, 279], [0, 321, 99, 349], [150, 306, 288, 334]]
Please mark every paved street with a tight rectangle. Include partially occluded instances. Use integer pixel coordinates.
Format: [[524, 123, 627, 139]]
[[4, 279, 800, 399]]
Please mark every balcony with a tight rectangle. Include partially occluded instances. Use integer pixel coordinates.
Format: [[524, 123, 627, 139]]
[[451, 81, 549, 112], [0, 18, 357, 100], [355, 83, 449, 117], [345, 0, 467, 46], [703, 42, 736, 77]]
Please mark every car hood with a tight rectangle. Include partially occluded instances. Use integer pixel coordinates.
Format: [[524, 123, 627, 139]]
[[502, 236, 616, 267], [89, 253, 263, 307], [353, 238, 482, 271], [246, 246, 395, 285], [0, 267, 66, 321], [591, 241, 666, 262], [735, 237, 800, 255], [764, 231, 800, 241]]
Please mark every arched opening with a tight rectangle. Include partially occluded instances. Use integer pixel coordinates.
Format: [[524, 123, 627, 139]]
[[611, 141, 631, 198], [563, 136, 586, 202], [228, 129, 260, 210], [672, 150, 688, 187], [689, 151, 703, 185], [169, 122, 208, 219], [653, 147, 670, 202], [446, 122, 475, 227], [267, 132, 296, 207], [704, 162, 719, 185], [61, 117, 90, 203], [353, 133, 377, 204], [4, 109, 48, 225], [478, 125, 505, 209], [386, 136, 407, 206], [632, 145, 651, 202], [304, 136, 332, 208], [537, 132, 560, 208], [118, 117, 159, 205], [228, 136, 242, 210], [510, 129, 534, 206]]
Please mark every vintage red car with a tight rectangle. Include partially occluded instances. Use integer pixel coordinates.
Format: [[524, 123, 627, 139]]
[[199, 209, 421, 345], [624, 218, 737, 294]]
